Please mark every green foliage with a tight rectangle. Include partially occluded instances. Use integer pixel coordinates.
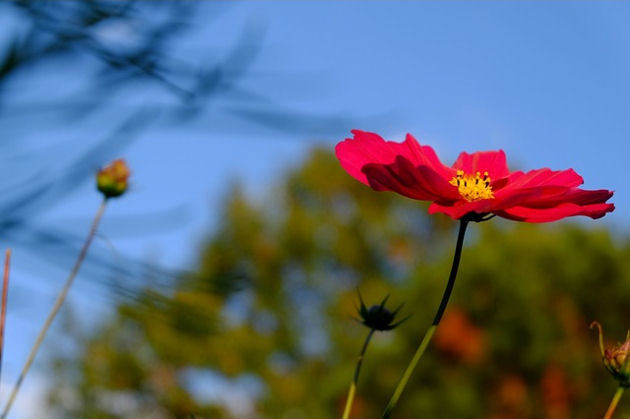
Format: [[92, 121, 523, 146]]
[[49, 148, 630, 418]]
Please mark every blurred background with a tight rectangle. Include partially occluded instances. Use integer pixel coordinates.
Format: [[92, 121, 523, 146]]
[[1, 1, 630, 418]]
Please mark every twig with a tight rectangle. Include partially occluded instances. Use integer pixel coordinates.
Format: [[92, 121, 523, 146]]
[[0, 249, 11, 393], [1, 201, 107, 418]]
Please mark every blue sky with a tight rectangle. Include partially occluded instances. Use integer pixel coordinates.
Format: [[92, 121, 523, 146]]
[[2, 1, 630, 416]]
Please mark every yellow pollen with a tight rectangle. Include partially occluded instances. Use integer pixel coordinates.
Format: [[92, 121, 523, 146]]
[[449, 170, 495, 202]]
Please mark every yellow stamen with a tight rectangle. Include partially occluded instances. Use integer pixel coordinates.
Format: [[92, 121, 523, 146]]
[[449, 170, 494, 202]]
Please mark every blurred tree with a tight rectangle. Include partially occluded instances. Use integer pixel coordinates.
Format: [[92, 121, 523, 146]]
[[47, 148, 630, 418]]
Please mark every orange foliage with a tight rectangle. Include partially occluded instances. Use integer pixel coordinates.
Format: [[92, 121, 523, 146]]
[[540, 364, 571, 419], [434, 307, 486, 365]]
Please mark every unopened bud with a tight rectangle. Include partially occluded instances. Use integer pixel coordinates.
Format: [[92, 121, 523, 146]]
[[96, 159, 130, 198], [591, 321, 630, 387], [356, 293, 408, 332]]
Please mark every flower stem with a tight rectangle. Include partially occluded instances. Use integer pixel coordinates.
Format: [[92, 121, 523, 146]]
[[604, 387, 625, 419], [0, 249, 11, 394], [382, 219, 469, 419], [1, 200, 107, 419], [342, 328, 375, 419]]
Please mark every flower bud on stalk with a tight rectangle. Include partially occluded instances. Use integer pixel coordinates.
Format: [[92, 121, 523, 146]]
[[96, 158, 130, 198], [591, 322, 630, 387], [357, 293, 408, 332], [342, 294, 408, 419], [1, 159, 131, 419], [591, 322, 630, 419]]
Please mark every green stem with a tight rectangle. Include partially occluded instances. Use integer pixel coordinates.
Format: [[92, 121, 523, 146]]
[[382, 219, 468, 418], [1, 200, 108, 419], [604, 387, 625, 419], [342, 328, 375, 419]]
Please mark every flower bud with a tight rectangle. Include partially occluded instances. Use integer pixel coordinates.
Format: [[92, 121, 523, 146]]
[[591, 321, 630, 387], [96, 159, 130, 198], [357, 293, 408, 332]]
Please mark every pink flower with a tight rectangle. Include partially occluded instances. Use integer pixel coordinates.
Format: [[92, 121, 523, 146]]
[[336, 130, 614, 222]]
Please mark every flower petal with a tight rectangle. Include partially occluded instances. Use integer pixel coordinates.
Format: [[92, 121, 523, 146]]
[[519, 188, 613, 209], [335, 130, 454, 186], [453, 150, 510, 180], [501, 168, 583, 191], [428, 200, 493, 220], [401, 133, 455, 180], [493, 166, 611, 209], [495, 202, 615, 223], [492, 185, 572, 209], [361, 162, 439, 200], [362, 156, 460, 201]]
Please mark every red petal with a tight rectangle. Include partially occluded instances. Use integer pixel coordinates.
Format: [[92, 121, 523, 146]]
[[518, 188, 613, 209], [428, 200, 493, 220], [335, 130, 454, 186], [492, 185, 572, 209], [362, 156, 460, 201], [402, 133, 455, 180], [336, 130, 460, 201], [493, 165, 610, 209], [362, 162, 439, 200], [495, 202, 615, 223], [501, 168, 583, 191], [453, 150, 510, 180]]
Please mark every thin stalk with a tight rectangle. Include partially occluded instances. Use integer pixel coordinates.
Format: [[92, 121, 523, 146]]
[[1, 200, 107, 418], [0, 249, 11, 392], [604, 387, 625, 419], [382, 219, 468, 418], [342, 328, 375, 419]]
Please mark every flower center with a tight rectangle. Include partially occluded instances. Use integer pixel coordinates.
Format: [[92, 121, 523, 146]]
[[449, 170, 494, 202]]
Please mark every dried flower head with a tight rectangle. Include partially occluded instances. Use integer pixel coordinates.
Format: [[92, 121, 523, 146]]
[[96, 159, 130, 198], [591, 321, 630, 387], [357, 293, 408, 332]]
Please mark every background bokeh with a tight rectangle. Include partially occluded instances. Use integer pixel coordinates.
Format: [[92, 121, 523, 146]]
[[1, 1, 629, 418]]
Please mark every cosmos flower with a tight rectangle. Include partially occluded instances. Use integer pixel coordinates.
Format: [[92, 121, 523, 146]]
[[335, 130, 614, 222]]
